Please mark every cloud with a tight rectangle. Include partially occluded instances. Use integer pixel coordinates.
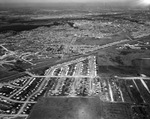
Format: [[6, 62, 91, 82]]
[[138, 0, 150, 6], [0, 0, 135, 3], [0, 0, 149, 7]]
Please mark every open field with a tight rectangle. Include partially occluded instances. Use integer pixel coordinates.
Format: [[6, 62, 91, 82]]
[[75, 33, 128, 46], [28, 97, 102, 119]]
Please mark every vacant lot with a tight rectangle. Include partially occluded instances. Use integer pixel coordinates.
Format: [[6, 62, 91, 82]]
[[28, 96, 102, 119], [75, 33, 127, 46], [28, 96, 134, 119]]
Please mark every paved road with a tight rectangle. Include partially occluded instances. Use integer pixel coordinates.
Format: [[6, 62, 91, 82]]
[[0, 78, 49, 118], [115, 76, 150, 80], [16, 79, 48, 116], [0, 37, 138, 118], [9, 77, 35, 98], [0, 38, 130, 82], [115, 76, 150, 101]]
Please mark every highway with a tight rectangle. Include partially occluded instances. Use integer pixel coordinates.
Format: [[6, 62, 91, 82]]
[[0, 38, 130, 82], [0, 35, 145, 119]]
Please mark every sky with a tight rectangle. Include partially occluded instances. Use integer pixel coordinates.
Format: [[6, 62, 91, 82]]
[[0, 0, 139, 3], [0, 0, 150, 6], [0, 0, 132, 2]]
